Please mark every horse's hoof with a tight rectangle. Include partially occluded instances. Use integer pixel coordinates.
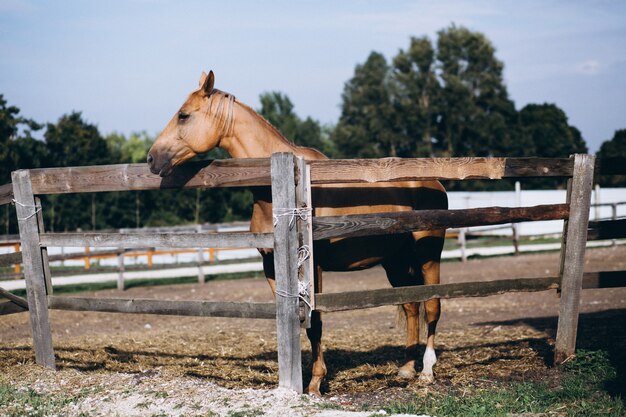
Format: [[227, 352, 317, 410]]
[[418, 372, 435, 384], [397, 368, 417, 379], [304, 387, 322, 397]]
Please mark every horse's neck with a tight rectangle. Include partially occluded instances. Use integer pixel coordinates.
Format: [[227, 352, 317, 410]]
[[220, 102, 300, 159]]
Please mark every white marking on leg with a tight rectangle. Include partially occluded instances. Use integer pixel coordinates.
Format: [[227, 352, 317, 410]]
[[422, 347, 437, 376]]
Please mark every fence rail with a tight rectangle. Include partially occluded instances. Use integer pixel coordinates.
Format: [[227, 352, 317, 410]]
[[39, 232, 273, 249]]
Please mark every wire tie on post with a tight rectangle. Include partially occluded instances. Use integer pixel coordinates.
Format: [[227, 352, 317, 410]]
[[297, 245, 311, 268], [12, 199, 41, 221], [272, 207, 312, 229], [275, 284, 313, 318]]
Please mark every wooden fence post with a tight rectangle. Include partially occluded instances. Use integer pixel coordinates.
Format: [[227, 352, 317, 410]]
[[117, 248, 125, 291], [295, 157, 314, 328], [11, 170, 56, 369], [271, 153, 303, 393], [197, 225, 205, 284], [35, 197, 53, 295], [554, 154, 595, 365]]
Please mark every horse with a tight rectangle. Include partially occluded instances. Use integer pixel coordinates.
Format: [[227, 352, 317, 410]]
[[147, 71, 448, 396]]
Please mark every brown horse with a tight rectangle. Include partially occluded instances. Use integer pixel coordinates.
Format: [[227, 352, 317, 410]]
[[147, 71, 447, 396]]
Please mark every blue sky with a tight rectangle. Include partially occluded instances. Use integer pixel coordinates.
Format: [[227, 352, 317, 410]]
[[1, 0, 625, 152]]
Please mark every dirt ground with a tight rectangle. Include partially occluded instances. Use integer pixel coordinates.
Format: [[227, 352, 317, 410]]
[[1, 245, 626, 414]]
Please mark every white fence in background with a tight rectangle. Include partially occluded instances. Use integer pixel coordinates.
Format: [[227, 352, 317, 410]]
[[448, 186, 626, 236]]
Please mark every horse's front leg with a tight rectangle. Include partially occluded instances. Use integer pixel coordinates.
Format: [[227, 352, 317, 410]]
[[419, 259, 441, 383], [263, 253, 326, 395], [305, 265, 326, 396]]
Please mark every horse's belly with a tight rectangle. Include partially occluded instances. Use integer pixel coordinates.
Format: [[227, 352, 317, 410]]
[[314, 234, 412, 272]]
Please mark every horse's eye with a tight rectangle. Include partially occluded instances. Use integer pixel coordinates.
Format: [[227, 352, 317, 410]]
[[178, 112, 190, 122]]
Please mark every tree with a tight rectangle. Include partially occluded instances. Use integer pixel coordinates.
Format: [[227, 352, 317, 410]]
[[435, 25, 518, 157], [519, 104, 588, 158], [392, 36, 439, 157], [257, 92, 333, 155], [333, 51, 402, 158], [596, 129, 626, 187], [45, 112, 110, 167], [0, 96, 46, 234], [258, 92, 299, 141], [0, 95, 43, 183], [43, 112, 112, 231]]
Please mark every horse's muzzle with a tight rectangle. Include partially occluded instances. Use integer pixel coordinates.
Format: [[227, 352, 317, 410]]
[[147, 152, 173, 177]]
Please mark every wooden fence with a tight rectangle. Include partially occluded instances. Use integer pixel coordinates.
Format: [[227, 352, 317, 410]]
[[1, 240, 257, 288], [1, 154, 625, 393]]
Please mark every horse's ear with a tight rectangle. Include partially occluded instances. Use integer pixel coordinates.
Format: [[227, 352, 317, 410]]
[[200, 71, 215, 96]]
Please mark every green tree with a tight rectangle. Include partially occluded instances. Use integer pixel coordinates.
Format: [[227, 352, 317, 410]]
[[257, 92, 333, 155], [0, 95, 44, 183], [392, 36, 439, 157], [258, 92, 299, 140], [596, 129, 626, 187], [123, 131, 154, 163], [519, 104, 588, 158], [43, 112, 112, 231], [435, 25, 518, 157], [0, 95, 46, 233], [45, 112, 110, 167], [333, 51, 401, 158], [107, 131, 154, 163]]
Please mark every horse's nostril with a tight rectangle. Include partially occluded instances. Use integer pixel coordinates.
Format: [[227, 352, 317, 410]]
[[147, 153, 154, 164]]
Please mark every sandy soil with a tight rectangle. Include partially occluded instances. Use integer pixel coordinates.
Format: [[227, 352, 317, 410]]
[[1, 246, 625, 416]]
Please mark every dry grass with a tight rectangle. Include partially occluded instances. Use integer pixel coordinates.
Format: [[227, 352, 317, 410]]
[[1, 246, 625, 408]]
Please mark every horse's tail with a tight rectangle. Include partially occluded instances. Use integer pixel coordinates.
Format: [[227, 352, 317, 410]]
[[395, 305, 405, 328], [396, 303, 429, 343]]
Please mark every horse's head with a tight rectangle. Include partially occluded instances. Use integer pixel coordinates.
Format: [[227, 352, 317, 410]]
[[147, 71, 235, 177]]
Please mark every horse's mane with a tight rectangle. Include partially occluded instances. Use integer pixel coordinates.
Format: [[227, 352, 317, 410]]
[[210, 88, 326, 159], [213, 89, 295, 146], [207, 89, 236, 138]]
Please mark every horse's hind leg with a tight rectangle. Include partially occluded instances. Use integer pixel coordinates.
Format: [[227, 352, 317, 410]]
[[386, 233, 444, 382], [305, 265, 326, 396], [382, 248, 422, 379], [398, 301, 421, 379]]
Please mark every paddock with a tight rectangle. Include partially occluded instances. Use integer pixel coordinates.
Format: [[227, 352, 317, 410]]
[[1, 154, 626, 398], [1, 246, 625, 407]]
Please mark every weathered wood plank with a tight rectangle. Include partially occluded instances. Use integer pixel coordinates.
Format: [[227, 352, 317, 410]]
[[0, 234, 20, 244], [315, 277, 560, 312], [47, 248, 124, 262], [0, 286, 29, 309], [555, 154, 595, 365], [587, 218, 626, 241], [47, 296, 276, 319], [271, 153, 303, 394], [16, 157, 580, 197], [117, 248, 125, 291], [28, 159, 271, 195], [40, 232, 273, 249], [0, 300, 27, 316], [0, 272, 23, 280], [35, 197, 53, 295], [295, 157, 314, 328], [0, 183, 13, 206], [309, 157, 573, 184], [313, 204, 570, 240], [0, 251, 22, 267], [12, 170, 56, 369]]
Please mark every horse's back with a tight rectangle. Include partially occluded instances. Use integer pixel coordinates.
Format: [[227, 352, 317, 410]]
[[311, 180, 447, 272]]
